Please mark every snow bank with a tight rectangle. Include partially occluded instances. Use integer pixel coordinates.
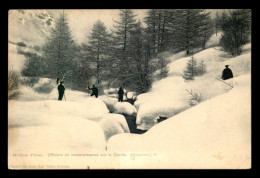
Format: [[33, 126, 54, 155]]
[[9, 113, 107, 152], [135, 76, 190, 130], [8, 84, 113, 168], [99, 113, 130, 141], [8, 95, 108, 154], [107, 84, 251, 169], [114, 102, 137, 116], [126, 92, 137, 99], [99, 95, 118, 113], [9, 98, 109, 130]]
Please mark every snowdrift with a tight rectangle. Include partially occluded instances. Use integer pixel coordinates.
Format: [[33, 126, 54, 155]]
[[99, 95, 118, 113], [9, 113, 106, 151], [99, 113, 130, 141], [114, 102, 137, 116], [107, 82, 251, 169]]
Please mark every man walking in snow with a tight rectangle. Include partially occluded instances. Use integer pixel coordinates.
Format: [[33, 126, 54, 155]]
[[221, 65, 233, 80], [58, 81, 65, 101], [118, 86, 124, 102], [88, 85, 98, 98]]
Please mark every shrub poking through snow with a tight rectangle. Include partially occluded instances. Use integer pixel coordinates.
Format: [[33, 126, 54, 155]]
[[183, 55, 198, 80], [185, 89, 203, 106], [16, 41, 27, 47], [8, 70, 21, 99], [197, 60, 207, 76], [183, 56, 207, 80]]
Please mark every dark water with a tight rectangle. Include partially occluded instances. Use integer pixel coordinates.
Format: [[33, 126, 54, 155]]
[[120, 100, 168, 134], [122, 114, 147, 134]]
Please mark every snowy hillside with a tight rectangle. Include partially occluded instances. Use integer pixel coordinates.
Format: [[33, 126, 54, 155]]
[[135, 42, 251, 130], [8, 42, 27, 73], [9, 10, 54, 46], [8, 10, 55, 73]]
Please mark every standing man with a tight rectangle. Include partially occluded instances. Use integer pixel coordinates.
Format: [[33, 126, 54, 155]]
[[56, 77, 60, 85], [221, 65, 233, 80], [117, 86, 124, 102], [88, 85, 99, 98], [58, 81, 65, 101]]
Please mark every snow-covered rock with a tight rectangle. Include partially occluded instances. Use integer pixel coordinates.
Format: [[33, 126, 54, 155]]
[[126, 92, 136, 99], [99, 113, 130, 141], [135, 76, 190, 130], [114, 102, 137, 116], [99, 96, 118, 113]]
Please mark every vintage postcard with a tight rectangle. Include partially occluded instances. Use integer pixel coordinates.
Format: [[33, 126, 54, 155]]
[[8, 9, 251, 169]]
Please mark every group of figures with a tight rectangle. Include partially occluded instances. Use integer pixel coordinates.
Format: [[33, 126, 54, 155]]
[[57, 80, 125, 102], [57, 65, 233, 101]]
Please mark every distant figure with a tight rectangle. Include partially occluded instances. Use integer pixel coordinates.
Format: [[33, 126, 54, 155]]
[[221, 65, 233, 80], [58, 81, 65, 101], [118, 86, 124, 102], [88, 85, 98, 98], [56, 77, 60, 85]]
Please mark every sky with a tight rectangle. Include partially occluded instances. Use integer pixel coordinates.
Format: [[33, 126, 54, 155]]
[[47, 9, 224, 45], [47, 9, 149, 44]]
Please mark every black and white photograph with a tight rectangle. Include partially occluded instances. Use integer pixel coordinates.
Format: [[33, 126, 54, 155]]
[[8, 9, 251, 169]]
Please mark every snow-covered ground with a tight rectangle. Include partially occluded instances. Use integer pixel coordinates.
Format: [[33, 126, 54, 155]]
[[107, 78, 251, 169], [8, 31, 251, 169], [134, 42, 251, 131]]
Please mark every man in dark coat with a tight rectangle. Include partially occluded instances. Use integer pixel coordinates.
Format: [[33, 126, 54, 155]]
[[221, 65, 233, 80], [88, 85, 98, 98], [117, 86, 124, 102], [58, 81, 65, 101]]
